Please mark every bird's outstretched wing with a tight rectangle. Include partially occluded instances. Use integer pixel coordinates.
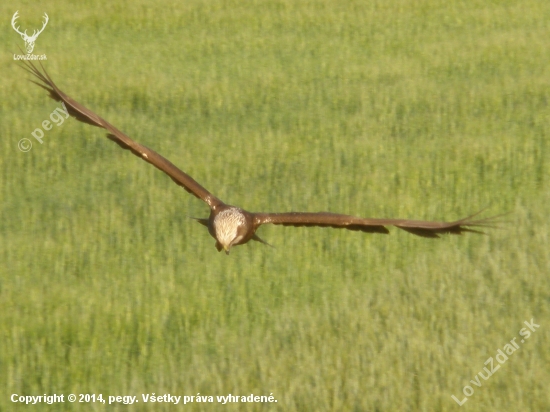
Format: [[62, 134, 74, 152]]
[[20, 60, 224, 209], [253, 210, 504, 238]]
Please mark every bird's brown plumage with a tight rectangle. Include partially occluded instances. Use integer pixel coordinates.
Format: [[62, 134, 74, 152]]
[[20, 60, 504, 254], [21, 60, 222, 209]]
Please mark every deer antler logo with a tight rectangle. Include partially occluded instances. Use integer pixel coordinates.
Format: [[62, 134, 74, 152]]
[[11, 11, 49, 54]]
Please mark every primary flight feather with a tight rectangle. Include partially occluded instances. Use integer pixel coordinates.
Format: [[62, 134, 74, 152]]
[[20, 60, 501, 254]]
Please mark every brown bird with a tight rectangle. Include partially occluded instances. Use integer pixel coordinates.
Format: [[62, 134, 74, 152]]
[[20, 60, 501, 254]]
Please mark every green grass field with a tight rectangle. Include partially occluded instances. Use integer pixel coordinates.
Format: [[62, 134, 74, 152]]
[[1, 0, 549, 410]]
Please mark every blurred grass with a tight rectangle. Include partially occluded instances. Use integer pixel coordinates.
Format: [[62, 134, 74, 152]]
[[1, 0, 549, 410]]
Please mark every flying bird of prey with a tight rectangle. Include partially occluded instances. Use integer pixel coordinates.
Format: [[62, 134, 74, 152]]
[[21, 60, 501, 254]]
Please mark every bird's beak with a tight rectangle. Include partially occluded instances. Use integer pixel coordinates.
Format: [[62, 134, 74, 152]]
[[224, 245, 231, 255]]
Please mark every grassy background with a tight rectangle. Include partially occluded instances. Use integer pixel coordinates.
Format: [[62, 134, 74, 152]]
[[1, 0, 549, 410]]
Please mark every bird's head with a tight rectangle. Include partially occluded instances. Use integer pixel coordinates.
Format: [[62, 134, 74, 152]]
[[215, 229, 245, 255], [213, 207, 246, 255]]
